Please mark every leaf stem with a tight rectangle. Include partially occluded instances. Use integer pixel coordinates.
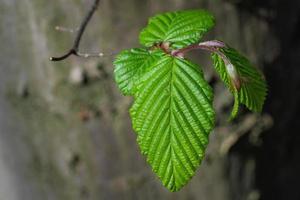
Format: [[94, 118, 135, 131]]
[[171, 40, 226, 58], [171, 40, 240, 87]]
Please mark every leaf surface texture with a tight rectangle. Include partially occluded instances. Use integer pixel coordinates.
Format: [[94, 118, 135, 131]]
[[139, 10, 215, 49], [114, 48, 164, 95], [129, 55, 215, 191]]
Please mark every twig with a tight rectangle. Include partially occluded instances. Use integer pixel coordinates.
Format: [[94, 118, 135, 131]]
[[55, 26, 79, 33], [50, 0, 101, 61]]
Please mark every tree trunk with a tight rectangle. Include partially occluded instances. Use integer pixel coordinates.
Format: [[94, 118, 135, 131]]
[[0, 0, 298, 199]]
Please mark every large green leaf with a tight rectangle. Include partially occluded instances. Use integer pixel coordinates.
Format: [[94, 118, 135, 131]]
[[113, 9, 268, 192], [139, 10, 215, 49], [211, 47, 267, 118], [113, 48, 164, 95], [130, 54, 215, 191]]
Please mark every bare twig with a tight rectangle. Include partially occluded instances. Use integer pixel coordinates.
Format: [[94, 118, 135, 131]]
[[171, 40, 242, 90], [50, 0, 101, 61], [55, 26, 79, 33]]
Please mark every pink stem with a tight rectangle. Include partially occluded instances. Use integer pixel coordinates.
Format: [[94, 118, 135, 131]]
[[171, 40, 226, 58]]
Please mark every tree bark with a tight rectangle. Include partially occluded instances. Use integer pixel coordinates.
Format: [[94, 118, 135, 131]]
[[0, 0, 298, 199]]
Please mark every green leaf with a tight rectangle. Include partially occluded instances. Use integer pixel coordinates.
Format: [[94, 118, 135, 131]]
[[113, 9, 268, 192], [139, 10, 215, 49], [113, 48, 164, 95], [130, 54, 215, 191], [230, 87, 240, 120], [211, 46, 267, 117]]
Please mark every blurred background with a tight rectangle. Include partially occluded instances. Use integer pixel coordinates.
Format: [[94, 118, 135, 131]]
[[0, 0, 299, 199]]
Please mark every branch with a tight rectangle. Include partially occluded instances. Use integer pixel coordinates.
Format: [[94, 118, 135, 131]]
[[55, 26, 79, 33], [50, 0, 101, 61]]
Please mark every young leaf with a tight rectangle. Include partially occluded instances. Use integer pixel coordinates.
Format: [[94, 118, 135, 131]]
[[139, 10, 215, 49], [130, 54, 215, 191], [114, 48, 164, 95], [211, 46, 267, 118]]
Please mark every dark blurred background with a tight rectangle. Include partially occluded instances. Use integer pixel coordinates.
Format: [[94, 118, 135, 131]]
[[0, 0, 299, 199]]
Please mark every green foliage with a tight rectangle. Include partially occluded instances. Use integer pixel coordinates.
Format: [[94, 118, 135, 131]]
[[211, 47, 268, 119], [139, 10, 215, 49], [113, 10, 267, 192], [114, 48, 164, 95], [130, 55, 215, 191]]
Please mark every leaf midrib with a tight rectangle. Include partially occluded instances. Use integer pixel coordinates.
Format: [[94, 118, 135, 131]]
[[168, 58, 176, 188]]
